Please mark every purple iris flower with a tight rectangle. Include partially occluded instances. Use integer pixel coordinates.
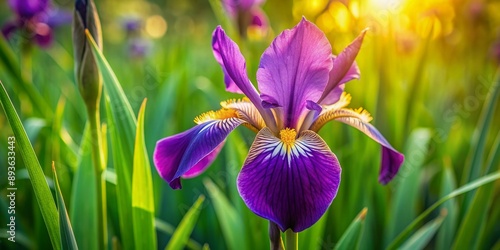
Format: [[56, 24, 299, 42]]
[[222, 0, 268, 37], [2, 0, 71, 47], [154, 18, 404, 232]]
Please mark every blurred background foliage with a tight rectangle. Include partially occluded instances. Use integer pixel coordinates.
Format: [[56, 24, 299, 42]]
[[0, 0, 499, 249]]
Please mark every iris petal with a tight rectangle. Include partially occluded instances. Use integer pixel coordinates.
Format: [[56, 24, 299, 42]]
[[154, 117, 245, 189], [257, 18, 333, 129], [221, 98, 266, 132], [320, 59, 360, 105], [311, 108, 404, 184], [237, 128, 341, 232], [212, 26, 260, 100], [320, 30, 366, 105]]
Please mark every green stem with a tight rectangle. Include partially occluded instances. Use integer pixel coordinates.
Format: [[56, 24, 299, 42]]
[[285, 230, 298, 250], [88, 106, 107, 250]]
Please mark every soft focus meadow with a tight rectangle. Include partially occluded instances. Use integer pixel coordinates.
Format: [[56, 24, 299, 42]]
[[1, 0, 500, 249]]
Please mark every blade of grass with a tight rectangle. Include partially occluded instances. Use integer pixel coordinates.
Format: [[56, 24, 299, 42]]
[[386, 128, 431, 243], [0, 81, 61, 249], [86, 30, 137, 248], [204, 179, 249, 250], [132, 99, 156, 250], [461, 68, 500, 209], [399, 210, 447, 250], [70, 125, 98, 250], [436, 158, 458, 250], [166, 196, 205, 250], [452, 131, 500, 249], [155, 218, 202, 250], [387, 170, 500, 250], [334, 208, 368, 250], [52, 162, 78, 250]]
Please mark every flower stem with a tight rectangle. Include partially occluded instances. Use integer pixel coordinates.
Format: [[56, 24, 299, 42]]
[[285, 230, 298, 250], [87, 106, 107, 250]]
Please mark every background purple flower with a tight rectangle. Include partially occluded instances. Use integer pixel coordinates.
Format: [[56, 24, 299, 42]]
[[2, 0, 71, 47]]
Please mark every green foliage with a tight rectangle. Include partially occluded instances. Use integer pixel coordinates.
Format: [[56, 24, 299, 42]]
[[0, 81, 61, 249], [166, 196, 205, 250], [132, 100, 157, 250], [52, 162, 78, 250]]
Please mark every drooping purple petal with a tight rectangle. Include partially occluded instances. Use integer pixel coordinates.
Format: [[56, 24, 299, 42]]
[[8, 0, 49, 19], [257, 18, 333, 129], [212, 26, 260, 100], [330, 110, 404, 184], [320, 59, 360, 104], [182, 141, 225, 178], [237, 128, 341, 232], [320, 30, 366, 105], [154, 118, 245, 189]]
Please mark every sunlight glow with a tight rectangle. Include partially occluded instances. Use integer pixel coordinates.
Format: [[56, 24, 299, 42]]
[[369, 0, 404, 10]]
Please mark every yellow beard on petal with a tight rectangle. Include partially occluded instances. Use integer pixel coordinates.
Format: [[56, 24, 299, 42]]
[[194, 108, 238, 124], [280, 128, 297, 147]]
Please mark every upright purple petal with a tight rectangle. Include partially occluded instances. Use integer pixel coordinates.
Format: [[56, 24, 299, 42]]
[[154, 118, 245, 189], [257, 18, 333, 129], [237, 128, 341, 232], [212, 26, 259, 100], [320, 30, 366, 105], [249, 8, 267, 29], [320, 58, 360, 104]]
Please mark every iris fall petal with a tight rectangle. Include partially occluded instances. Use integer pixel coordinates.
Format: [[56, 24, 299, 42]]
[[154, 118, 245, 189], [237, 128, 341, 232]]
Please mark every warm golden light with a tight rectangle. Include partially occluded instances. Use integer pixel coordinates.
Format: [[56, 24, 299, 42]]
[[369, 0, 404, 10], [145, 15, 167, 38]]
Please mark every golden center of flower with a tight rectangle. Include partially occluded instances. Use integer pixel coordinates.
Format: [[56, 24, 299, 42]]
[[280, 128, 297, 147], [194, 108, 237, 124]]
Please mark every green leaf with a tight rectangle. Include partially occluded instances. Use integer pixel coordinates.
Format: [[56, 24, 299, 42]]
[[204, 179, 249, 250], [86, 30, 136, 248], [387, 171, 500, 250], [299, 212, 327, 250], [436, 159, 458, 250], [453, 131, 500, 249], [386, 128, 432, 243], [335, 208, 368, 250], [52, 162, 78, 250], [132, 99, 157, 250], [399, 211, 447, 250], [461, 69, 500, 207], [0, 81, 61, 249], [155, 218, 203, 250], [166, 195, 205, 250], [70, 125, 98, 250]]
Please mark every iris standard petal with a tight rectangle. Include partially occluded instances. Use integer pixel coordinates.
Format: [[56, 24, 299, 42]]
[[320, 59, 360, 105], [311, 108, 404, 184], [212, 26, 258, 98], [237, 128, 341, 232], [320, 30, 366, 105], [257, 18, 333, 129], [154, 117, 245, 189]]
